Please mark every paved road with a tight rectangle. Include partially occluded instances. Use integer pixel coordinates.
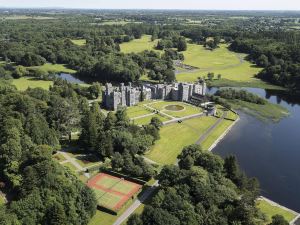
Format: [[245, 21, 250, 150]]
[[112, 181, 159, 225]]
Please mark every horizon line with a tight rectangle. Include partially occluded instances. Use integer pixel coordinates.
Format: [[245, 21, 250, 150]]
[[1, 7, 300, 11]]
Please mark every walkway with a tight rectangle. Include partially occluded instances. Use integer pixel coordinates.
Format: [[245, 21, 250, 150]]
[[58, 151, 90, 178], [112, 181, 159, 225]]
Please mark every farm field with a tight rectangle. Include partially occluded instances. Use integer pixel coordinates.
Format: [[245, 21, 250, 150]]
[[11, 77, 53, 91], [147, 101, 203, 118], [146, 116, 217, 164], [87, 173, 142, 211], [71, 39, 87, 46], [256, 199, 298, 223], [120, 35, 160, 54], [28, 63, 76, 74]]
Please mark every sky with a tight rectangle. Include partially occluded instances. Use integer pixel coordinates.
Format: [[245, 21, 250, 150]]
[[0, 0, 300, 10]]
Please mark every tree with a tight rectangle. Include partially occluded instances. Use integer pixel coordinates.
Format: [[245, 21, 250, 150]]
[[268, 215, 289, 225], [150, 117, 163, 129], [177, 37, 187, 52], [207, 72, 215, 81], [12, 65, 27, 78], [217, 74, 222, 80]]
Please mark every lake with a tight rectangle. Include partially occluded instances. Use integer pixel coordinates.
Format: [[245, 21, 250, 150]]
[[208, 87, 300, 212]]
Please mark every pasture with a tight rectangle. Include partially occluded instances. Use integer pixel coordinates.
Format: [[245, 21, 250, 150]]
[[120, 35, 159, 54], [87, 173, 142, 211], [12, 77, 53, 91], [146, 116, 218, 164]]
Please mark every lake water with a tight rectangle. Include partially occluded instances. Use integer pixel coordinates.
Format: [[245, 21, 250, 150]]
[[56, 73, 86, 84], [208, 87, 300, 212]]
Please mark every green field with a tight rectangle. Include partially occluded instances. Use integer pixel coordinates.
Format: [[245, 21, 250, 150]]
[[126, 105, 152, 118], [120, 35, 159, 54], [71, 39, 87, 46], [12, 77, 53, 91], [146, 116, 217, 164], [201, 117, 234, 150], [28, 63, 76, 74], [132, 114, 169, 125], [176, 44, 262, 83], [148, 101, 203, 118], [257, 199, 297, 223]]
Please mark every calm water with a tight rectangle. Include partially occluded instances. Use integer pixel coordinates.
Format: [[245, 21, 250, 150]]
[[208, 87, 300, 211], [57, 73, 86, 84]]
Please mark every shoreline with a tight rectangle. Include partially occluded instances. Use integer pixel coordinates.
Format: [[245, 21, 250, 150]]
[[257, 196, 300, 225], [208, 115, 240, 152]]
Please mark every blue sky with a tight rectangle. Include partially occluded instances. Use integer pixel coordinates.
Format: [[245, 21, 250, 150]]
[[0, 0, 300, 10]]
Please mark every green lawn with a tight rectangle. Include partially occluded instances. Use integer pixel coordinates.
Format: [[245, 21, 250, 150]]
[[12, 77, 53, 91], [71, 39, 86, 46], [201, 118, 234, 150], [28, 63, 76, 74], [146, 116, 217, 164], [176, 44, 262, 83], [148, 101, 203, 118], [120, 35, 160, 54], [126, 105, 153, 118], [132, 114, 169, 126], [53, 153, 66, 162], [256, 199, 297, 223]]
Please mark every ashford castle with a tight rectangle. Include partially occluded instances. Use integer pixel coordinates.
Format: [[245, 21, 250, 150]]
[[102, 81, 207, 110]]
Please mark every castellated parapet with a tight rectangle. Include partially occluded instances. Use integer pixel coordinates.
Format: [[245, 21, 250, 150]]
[[102, 81, 206, 110]]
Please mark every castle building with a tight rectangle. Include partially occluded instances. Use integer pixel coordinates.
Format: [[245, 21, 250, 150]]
[[102, 81, 206, 110]]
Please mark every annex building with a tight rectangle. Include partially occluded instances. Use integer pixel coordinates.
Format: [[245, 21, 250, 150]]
[[102, 82, 207, 110]]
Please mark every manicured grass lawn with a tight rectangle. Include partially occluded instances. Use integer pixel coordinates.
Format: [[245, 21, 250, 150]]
[[183, 44, 240, 69], [256, 199, 297, 223], [132, 114, 169, 126], [126, 105, 152, 118], [146, 116, 217, 164], [208, 78, 285, 90], [71, 39, 86, 46], [176, 44, 262, 83], [28, 63, 76, 74], [12, 77, 53, 91], [148, 101, 202, 118], [120, 35, 160, 54], [201, 118, 233, 150]]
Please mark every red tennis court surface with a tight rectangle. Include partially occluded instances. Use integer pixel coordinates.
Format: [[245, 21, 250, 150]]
[[87, 173, 142, 211]]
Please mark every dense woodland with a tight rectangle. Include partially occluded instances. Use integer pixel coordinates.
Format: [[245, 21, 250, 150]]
[[128, 145, 269, 225]]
